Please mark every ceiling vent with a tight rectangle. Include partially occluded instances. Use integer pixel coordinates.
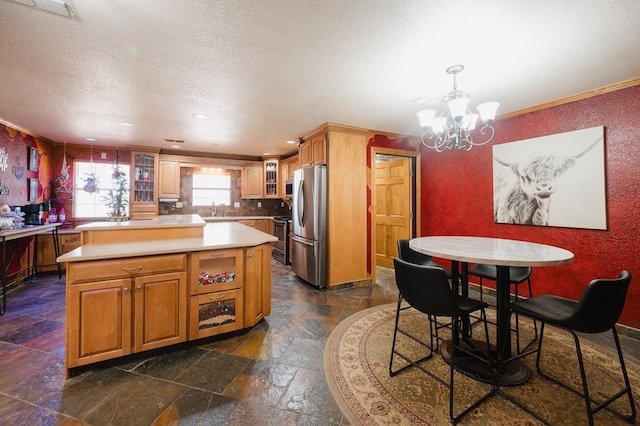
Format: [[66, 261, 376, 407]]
[[9, 0, 77, 19], [164, 139, 185, 143]]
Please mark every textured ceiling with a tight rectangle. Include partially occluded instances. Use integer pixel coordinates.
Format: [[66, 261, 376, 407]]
[[1, 0, 639, 157]]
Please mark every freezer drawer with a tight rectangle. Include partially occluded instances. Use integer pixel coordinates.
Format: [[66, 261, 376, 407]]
[[291, 236, 326, 289]]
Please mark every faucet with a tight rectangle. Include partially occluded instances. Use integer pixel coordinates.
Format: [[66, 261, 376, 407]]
[[211, 201, 217, 217]]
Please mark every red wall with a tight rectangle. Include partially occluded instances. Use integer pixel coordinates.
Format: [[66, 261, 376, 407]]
[[420, 84, 640, 329]]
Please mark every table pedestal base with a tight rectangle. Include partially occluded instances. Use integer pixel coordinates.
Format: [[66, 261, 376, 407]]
[[440, 340, 530, 386]]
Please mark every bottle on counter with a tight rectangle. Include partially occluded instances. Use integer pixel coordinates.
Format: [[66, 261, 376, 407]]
[[48, 208, 57, 223], [59, 208, 66, 223]]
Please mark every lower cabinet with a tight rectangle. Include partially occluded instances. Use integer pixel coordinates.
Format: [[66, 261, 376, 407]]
[[37, 231, 82, 272], [66, 254, 188, 369], [66, 244, 272, 372]]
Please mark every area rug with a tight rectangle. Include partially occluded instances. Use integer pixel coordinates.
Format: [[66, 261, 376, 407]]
[[324, 303, 640, 425]]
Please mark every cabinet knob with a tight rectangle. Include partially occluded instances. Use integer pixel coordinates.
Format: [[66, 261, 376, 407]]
[[123, 287, 129, 292], [136, 285, 142, 290], [248, 253, 253, 257]]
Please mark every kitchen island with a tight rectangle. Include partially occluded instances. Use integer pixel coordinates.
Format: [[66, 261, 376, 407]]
[[58, 216, 277, 375]]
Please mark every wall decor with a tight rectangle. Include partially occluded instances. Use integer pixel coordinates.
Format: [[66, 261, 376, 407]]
[[29, 178, 38, 202], [492, 126, 606, 230], [0, 147, 7, 172], [28, 147, 38, 171], [12, 156, 24, 179]]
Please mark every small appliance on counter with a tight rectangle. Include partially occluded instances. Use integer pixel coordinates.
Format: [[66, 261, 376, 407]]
[[21, 204, 42, 225]]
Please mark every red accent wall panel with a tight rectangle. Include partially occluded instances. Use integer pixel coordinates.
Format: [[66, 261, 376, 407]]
[[420, 84, 640, 329]]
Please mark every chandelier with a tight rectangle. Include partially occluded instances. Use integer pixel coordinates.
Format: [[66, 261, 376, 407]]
[[417, 65, 499, 152]]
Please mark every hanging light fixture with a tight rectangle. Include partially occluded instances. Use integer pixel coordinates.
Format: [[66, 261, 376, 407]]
[[417, 65, 499, 152]]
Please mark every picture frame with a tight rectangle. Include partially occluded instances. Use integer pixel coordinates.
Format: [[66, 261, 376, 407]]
[[29, 178, 38, 202], [28, 147, 38, 171]]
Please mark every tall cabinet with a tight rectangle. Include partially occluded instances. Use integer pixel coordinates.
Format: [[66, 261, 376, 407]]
[[130, 148, 160, 219], [298, 123, 370, 289]]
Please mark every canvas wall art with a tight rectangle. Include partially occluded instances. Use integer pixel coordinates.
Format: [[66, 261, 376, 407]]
[[492, 126, 606, 230]]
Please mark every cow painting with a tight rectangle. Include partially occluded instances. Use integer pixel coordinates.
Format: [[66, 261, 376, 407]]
[[492, 127, 606, 229]]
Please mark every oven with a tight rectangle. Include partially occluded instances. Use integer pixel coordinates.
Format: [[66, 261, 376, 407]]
[[272, 216, 291, 265]]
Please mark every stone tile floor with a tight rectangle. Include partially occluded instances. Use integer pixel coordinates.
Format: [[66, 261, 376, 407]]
[[0, 262, 638, 425]]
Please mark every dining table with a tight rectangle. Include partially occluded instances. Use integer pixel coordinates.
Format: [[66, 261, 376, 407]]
[[409, 236, 574, 385]]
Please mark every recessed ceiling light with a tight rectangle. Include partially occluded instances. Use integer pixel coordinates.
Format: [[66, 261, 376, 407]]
[[84, 137, 96, 142], [286, 140, 297, 144], [193, 113, 209, 119], [171, 145, 180, 149], [263, 152, 270, 156], [118, 122, 133, 127]]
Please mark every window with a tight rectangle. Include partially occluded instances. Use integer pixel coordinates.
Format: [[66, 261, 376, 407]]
[[192, 170, 231, 206], [74, 161, 130, 218]]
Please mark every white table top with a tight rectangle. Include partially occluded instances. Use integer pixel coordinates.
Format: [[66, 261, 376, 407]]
[[410, 236, 574, 267], [0, 222, 61, 241]]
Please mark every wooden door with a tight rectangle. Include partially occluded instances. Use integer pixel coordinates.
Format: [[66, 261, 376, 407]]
[[244, 243, 271, 326], [375, 157, 412, 268], [133, 271, 187, 352], [67, 278, 132, 367]]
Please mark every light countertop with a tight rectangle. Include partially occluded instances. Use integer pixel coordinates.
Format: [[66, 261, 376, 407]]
[[75, 214, 206, 231], [201, 216, 279, 221], [58, 221, 277, 263]]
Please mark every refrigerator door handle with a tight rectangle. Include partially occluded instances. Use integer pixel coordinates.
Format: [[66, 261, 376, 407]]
[[292, 235, 313, 246], [297, 180, 305, 227]]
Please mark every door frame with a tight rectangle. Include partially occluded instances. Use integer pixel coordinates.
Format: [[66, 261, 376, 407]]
[[370, 146, 420, 284]]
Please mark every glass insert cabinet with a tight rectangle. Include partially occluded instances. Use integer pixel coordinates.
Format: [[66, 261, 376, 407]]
[[130, 150, 159, 219], [189, 248, 245, 339]]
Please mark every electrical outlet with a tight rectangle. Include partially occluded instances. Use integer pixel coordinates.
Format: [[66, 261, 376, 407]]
[[234, 202, 240, 208], [281, 202, 284, 207], [101, 152, 107, 159], [258, 202, 262, 208], [175, 202, 183, 208]]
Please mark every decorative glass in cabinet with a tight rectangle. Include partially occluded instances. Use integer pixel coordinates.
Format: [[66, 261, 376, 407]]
[[133, 154, 155, 202]]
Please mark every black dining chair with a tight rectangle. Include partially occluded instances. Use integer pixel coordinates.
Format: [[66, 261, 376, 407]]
[[397, 239, 452, 277], [468, 263, 537, 353], [389, 258, 496, 424], [504, 270, 636, 426]]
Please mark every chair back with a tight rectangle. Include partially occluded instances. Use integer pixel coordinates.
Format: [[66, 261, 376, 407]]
[[567, 270, 631, 333], [393, 257, 462, 317], [397, 239, 439, 267]]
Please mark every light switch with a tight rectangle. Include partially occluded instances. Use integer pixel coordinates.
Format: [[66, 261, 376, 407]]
[[234, 202, 240, 208], [258, 202, 262, 208], [101, 152, 107, 159], [175, 202, 183, 208]]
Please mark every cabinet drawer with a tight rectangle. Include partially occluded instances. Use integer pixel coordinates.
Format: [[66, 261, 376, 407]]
[[68, 254, 187, 284], [131, 204, 158, 213], [190, 249, 244, 295], [189, 289, 244, 339]]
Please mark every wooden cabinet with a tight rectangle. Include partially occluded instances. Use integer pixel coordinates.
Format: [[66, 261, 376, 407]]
[[37, 231, 81, 272], [131, 149, 160, 219], [244, 243, 271, 325], [237, 218, 273, 235], [242, 165, 263, 199], [299, 133, 326, 168], [158, 160, 180, 198], [188, 248, 245, 339], [66, 254, 187, 368], [280, 154, 299, 200], [263, 158, 279, 198]]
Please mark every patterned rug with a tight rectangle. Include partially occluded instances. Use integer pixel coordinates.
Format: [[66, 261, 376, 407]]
[[324, 303, 639, 425]]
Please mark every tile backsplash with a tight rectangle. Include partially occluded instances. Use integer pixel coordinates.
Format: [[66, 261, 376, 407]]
[[158, 168, 291, 217]]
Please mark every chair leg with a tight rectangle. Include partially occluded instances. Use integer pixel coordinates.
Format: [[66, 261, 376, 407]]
[[389, 294, 435, 377], [536, 325, 637, 425]]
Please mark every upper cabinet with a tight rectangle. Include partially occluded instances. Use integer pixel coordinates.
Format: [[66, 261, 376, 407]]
[[158, 159, 180, 199], [280, 154, 299, 200], [241, 165, 263, 199], [130, 149, 159, 220], [299, 133, 326, 168], [263, 158, 279, 198]]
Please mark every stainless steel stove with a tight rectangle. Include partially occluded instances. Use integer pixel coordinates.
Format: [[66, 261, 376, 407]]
[[272, 216, 291, 265]]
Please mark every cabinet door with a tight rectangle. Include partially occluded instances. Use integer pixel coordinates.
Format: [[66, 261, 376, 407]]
[[158, 160, 180, 198], [299, 142, 312, 168], [311, 134, 327, 166], [131, 151, 159, 219], [37, 232, 82, 272], [264, 158, 279, 198], [67, 278, 132, 368], [190, 249, 244, 295], [242, 166, 263, 199], [133, 272, 187, 352], [189, 288, 244, 339], [244, 243, 272, 327], [280, 162, 289, 198]]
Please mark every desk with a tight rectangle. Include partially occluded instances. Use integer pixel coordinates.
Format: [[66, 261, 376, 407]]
[[1, 223, 62, 315], [410, 236, 574, 385]]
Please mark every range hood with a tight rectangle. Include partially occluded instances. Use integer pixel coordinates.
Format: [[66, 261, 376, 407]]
[[158, 197, 179, 202]]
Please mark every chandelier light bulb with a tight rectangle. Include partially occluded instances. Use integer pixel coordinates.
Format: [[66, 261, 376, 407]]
[[417, 65, 499, 152]]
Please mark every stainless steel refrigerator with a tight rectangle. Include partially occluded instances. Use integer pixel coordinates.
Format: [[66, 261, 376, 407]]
[[291, 165, 327, 289]]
